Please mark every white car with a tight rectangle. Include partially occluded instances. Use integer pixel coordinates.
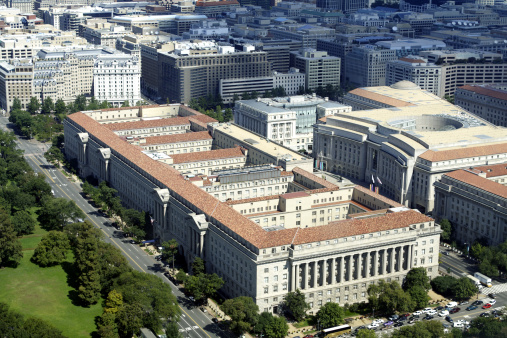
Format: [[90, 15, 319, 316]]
[[439, 310, 449, 317], [427, 310, 438, 316], [422, 308, 432, 313], [453, 322, 464, 328], [447, 302, 458, 308], [456, 320, 470, 325], [413, 311, 422, 316], [373, 319, 385, 324], [368, 323, 380, 329], [489, 299, 497, 305]]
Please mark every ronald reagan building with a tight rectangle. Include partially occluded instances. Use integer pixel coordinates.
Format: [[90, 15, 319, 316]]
[[64, 103, 440, 314]]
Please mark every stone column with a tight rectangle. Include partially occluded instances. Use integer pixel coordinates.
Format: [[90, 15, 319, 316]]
[[330, 258, 336, 285], [356, 254, 362, 280], [199, 232, 204, 259], [303, 263, 309, 289], [396, 247, 401, 272], [390, 248, 395, 274], [382, 250, 387, 275], [336, 257, 343, 283], [365, 251, 370, 278], [372, 251, 377, 277], [313, 261, 318, 288], [293, 263, 299, 291], [347, 255, 353, 281], [409, 245, 413, 269], [322, 259, 327, 286]]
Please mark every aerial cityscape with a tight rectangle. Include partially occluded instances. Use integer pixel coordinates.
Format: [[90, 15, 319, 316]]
[[0, 0, 507, 337]]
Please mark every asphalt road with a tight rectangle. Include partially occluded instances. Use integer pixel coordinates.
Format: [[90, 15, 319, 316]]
[[0, 117, 226, 338]]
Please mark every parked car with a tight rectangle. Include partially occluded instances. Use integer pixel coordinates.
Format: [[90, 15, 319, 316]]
[[394, 322, 404, 327], [384, 321, 394, 327], [424, 315, 434, 320], [212, 318, 219, 324], [483, 303, 492, 309], [445, 316, 454, 323], [450, 307, 461, 314], [439, 310, 449, 317], [413, 311, 422, 316], [373, 319, 385, 324], [473, 300, 484, 306], [480, 312, 490, 317], [446, 302, 458, 308], [453, 322, 464, 328], [303, 335, 313, 338], [466, 305, 478, 311], [129, 240, 137, 244], [422, 308, 432, 313], [460, 300, 469, 305], [436, 306, 444, 311], [442, 251, 450, 256], [367, 323, 379, 329], [427, 310, 437, 316], [456, 320, 470, 325], [389, 314, 399, 321], [408, 319, 416, 324], [398, 316, 407, 322]]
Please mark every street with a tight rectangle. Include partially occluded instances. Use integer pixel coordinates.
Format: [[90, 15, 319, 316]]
[[0, 117, 225, 338]]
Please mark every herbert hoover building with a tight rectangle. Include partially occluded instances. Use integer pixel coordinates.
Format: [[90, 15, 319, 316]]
[[64, 103, 440, 313]]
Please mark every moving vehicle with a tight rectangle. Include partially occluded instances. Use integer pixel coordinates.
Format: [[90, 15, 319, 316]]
[[445, 316, 453, 323], [466, 274, 483, 289], [450, 307, 461, 314], [446, 302, 458, 309], [489, 299, 496, 305], [473, 300, 484, 306], [474, 272, 493, 287], [466, 305, 478, 311], [321, 324, 352, 337], [439, 310, 449, 317], [427, 310, 437, 316], [389, 314, 399, 321], [489, 293, 496, 299], [482, 303, 492, 309]]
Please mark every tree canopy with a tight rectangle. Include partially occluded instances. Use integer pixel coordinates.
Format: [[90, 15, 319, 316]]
[[37, 197, 85, 231], [316, 302, 345, 329], [282, 289, 310, 322], [31, 230, 70, 267], [368, 280, 415, 314], [404, 267, 431, 292], [0, 207, 23, 267], [221, 296, 259, 334]]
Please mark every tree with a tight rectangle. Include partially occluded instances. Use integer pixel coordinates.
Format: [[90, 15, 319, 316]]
[[440, 219, 452, 241], [224, 108, 233, 122], [191, 256, 205, 275], [431, 275, 456, 297], [121, 100, 130, 107], [11, 97, 22, 112], [175, 269, 187, 283], [0, 208, 23, 267], [391, 320, 443, 338], [162, 239, 179, 272], [11, 210, 34, 236], [264, 316, 288, 338], [221, 296, 259, 334], [407, 286, 430, 309], [185, 273, 224, 302], [27, 97, 40, 114], [41, 97, 54, 114], [368, 280, 415, 314], [454, 277, 478, 301], [480, 259, 499, 277], [75, 227, 102, 306], [97, 311, 118, 338], [37, 197, 85, 231], [356, 329, 376, 338], [254, 312, 273, 334], [55, 99, 66, 115], [104, 289, 123, 314], [316, 302, 345, 329], [74, 95, 87, 112], [404, 267, 431, 292], [165, 322, 183, 338], [283, 289, 310, 322], [31, 231, 70, 267]]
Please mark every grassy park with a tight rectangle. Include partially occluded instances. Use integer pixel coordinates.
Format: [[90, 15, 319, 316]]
[[0, 224, 102, 337]]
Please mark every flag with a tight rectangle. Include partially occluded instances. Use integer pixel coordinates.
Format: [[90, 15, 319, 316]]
[[370, 184, 374, 191], [371, 174, 375, 183], [376, 176, 382, 185], [316, 160, 320, 169], [375, 187, 379, 194]]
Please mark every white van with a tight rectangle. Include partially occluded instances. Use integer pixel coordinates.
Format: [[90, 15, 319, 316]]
[[446, 302, 458, 308]]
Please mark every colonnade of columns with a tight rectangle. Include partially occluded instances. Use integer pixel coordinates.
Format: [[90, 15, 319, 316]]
[[291, 245, 413, 291]]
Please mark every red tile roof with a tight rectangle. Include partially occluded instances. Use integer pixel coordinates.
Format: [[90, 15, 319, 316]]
[[419, 143, 507, 162], [292, 210, 431, 245], [170, 147, 246, 164], [66, 112, 421, 249], [105, 117, 192, 131], [292, 167, 337, 189], [458, 85, 507, 102], [142, 131, 212, 145], [444, 169, 507, 199], [473, 163, 507, 178], [281, 191, 310, 199], [225, 195, 280, 205], [353, 185, 404, 208]]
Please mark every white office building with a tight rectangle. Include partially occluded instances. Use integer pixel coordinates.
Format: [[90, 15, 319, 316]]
[[93, 54, 141, 106], [273, 67, 305, 95]]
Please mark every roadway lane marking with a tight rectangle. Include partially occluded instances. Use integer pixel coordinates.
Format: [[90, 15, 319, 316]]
[[28, 153, 213, 338]]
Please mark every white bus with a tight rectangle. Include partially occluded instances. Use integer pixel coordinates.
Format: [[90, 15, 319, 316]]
[[321, 324, 352, 338]]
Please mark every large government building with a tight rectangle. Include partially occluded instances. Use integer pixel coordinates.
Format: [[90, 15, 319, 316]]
[[64, 104, 440, 313], [316, 81, 507, 214]]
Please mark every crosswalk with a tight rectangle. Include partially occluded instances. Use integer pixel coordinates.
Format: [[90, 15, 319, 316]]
[[179, 326, 199, 333], [480, 283, 507, 295]]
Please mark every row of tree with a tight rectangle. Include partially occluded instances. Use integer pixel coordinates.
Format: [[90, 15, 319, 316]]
[[82, 180, 150, 241], [470, 239, 507, 277], [431, 275, 479, 301], [188, 95, 233, 123]]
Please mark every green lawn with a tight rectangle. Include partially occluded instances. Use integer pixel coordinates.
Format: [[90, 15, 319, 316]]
[[0, 227, 102, 337]]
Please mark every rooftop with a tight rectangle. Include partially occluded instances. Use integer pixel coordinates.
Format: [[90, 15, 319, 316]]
[[444, 169, 507, 200], [458, 85, 507, 102], [474, 163, 507, 178], [169, 146, 246, 164], [141, 131, 212, 145]]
